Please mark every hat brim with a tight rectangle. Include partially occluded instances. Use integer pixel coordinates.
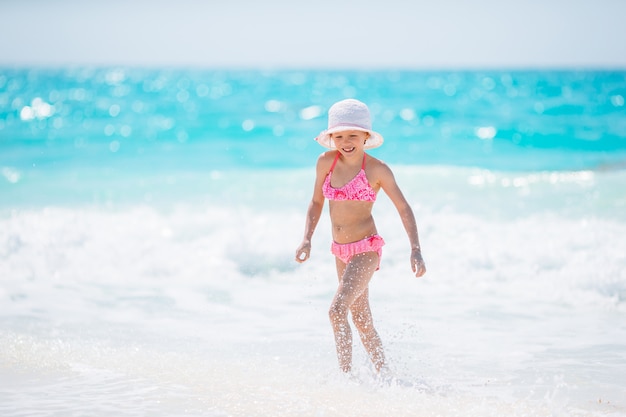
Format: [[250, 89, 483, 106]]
[[315, 126, 384, 150]]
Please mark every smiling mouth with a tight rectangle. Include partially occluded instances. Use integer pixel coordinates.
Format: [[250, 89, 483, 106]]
[[342, 147, 355, 153]]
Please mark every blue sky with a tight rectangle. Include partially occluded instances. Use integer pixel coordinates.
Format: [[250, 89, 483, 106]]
[[1, 0, 625, 69]]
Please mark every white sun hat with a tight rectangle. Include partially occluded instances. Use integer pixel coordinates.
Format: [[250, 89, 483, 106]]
[[314, 99, 384, 150]]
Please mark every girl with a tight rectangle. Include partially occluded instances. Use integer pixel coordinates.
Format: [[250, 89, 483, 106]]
[[295, 99, 426, 374]]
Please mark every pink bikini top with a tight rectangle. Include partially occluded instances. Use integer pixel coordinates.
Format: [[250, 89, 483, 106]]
[[323, 152, 377, 202]]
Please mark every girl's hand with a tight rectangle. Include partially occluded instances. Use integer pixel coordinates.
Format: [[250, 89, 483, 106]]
[[411, 249, 426, 278], [295, 241, 311, 263]]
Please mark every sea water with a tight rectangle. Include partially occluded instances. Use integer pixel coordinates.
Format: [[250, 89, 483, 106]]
[[1, 68, 625, 416]]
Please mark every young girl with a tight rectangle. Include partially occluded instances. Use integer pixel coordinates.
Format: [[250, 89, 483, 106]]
[[295, 99, 426, 374]]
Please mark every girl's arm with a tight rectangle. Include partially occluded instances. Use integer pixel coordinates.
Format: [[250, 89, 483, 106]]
[[295, 154, 328, 263], [378, 162, 426, 277]]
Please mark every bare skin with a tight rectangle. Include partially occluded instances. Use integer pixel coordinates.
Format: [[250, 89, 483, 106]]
[[295, 130, 426, 373]]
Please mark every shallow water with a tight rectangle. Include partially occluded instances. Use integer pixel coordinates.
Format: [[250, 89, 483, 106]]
[[1, 68, 626, 416]]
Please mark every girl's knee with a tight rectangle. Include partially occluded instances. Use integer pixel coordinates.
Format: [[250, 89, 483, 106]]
[[328, 302, 348, 323], [351, 311, 373, 333]]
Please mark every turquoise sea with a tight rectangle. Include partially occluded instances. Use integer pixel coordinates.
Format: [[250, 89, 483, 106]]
[[1, 68, 626, 416]]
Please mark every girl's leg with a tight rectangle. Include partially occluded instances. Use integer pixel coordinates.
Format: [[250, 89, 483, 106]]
[[329, 251, 379, 373], [350, 288, 386, 372]]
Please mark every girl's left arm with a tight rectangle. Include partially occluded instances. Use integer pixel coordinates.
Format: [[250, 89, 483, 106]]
[[378, 163, 426, 277]]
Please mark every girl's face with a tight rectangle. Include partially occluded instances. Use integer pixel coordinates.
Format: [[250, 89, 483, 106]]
[[331, 130, 370, 156]]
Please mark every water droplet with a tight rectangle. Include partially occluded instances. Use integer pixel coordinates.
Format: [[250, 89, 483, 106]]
[[242, 119, 255, 131], [475, 126, 497, 140]]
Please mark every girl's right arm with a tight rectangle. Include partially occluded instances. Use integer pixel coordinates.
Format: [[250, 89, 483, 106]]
[[295, 154, 328, 263]]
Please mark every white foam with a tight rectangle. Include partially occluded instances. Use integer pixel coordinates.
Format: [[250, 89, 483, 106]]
[[1, 166, 625, 416]]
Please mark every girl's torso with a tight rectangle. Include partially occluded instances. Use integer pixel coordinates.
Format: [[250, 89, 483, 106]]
[[323, 152, 379, 243]]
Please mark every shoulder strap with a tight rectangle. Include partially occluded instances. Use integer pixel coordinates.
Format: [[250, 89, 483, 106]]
[[361, 153, 367, 170], [329, 151, 341, 172]]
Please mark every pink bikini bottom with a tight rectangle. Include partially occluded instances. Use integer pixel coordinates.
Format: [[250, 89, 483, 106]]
[[331, 235, 385, 270]]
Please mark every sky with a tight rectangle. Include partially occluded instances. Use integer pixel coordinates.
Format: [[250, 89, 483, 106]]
[[0, 0, 625, 69]]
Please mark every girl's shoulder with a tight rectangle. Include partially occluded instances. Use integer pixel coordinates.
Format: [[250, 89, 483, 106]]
[[316, 150, 338, 166], [318, 150, 338, 161], [365, 153, 392, 172], [365, 154, 395, 184], [315, 151, 338, 174]]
